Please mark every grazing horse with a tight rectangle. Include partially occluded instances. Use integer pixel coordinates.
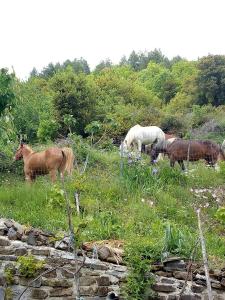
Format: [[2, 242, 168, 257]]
[[151, 139, 224, 170], [120, 124, 165, 158], [14, 143, 74, 182]]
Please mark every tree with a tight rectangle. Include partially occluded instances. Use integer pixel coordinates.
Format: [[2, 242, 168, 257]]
[[94, 59, 112, 73], [127, 51, 140, 71], [138, 62, 178, 103], [51, 69, 98, 135], [196, 55, 225, 106], [0, 68, 15, 114], [30, 67, 39, 77]]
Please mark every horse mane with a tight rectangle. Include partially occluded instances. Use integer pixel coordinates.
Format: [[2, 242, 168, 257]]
[[23, 144, 35, 153]]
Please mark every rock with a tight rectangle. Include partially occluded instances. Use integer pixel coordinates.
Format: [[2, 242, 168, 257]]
[[173, 271, 191, 280], [0, 220, 8, 236], [31, 248, 50, 256], [0, 255, 17, 261], [157, 293, 169, 300], [98, 246, 111, 260], [42, 268, 57, 278], [97, 286, 109, 296], [108, 275, 119, 284], [41, 278, 72, 287], [8, 227, 17, 240], [61, 268, 75, 278], [180, 294, 201, 300], [19, 277, 42, 288], [0, 237, 11, 246], [191, 283, 205, 293], [49, 288, 73, 297], [21, 235, 28, 242], [0, 246, 14, 255], [155, 271, 173, 277], [0, 273, 6, 286], [4, 219, 14, 228], [160, 277, 176, 284], [97, 276, 110, 286], [27, 231, 37, 246], [12, 221, 24, 238], [79, 276, 98, 286], [55, 240, 69, 250], [15, 247, 28, 256], [0, 287, 5, 299], [152, 283, 176, 293], [163, 257, 186, 271], [220, 278, 225, 287], [31, 288, 48, 299], [211, 281, 222, 289], [79, 285, 98, 296], [151, 264, 163, 271]]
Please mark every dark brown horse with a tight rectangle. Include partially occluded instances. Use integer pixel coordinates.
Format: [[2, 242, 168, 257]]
[[14, 143, 74, 182], [151, 140, 224, 170]]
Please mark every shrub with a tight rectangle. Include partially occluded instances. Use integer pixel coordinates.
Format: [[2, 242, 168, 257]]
[[18, 255, 45, 278]]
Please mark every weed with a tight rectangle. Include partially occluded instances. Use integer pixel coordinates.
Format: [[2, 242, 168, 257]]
[[17, 255, 45, 278]]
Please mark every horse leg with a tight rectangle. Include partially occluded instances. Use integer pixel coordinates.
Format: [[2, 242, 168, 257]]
[[137, 140, 142, 160], [170, 159, 175, 168], [49, 170, 57, 183], [178, 160, 185, 171]]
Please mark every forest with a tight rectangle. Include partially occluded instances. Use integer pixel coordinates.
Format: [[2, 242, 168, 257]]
[[1, 49, 225, 299]]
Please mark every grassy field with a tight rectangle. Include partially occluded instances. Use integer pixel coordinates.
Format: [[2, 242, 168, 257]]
[[1, 147, 225, 298]]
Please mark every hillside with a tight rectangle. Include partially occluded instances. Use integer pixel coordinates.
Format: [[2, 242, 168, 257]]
[[1, 139, 225, 298], [1, 52, 225, 298]]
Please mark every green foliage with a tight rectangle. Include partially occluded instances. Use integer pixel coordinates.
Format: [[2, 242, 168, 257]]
[[4, 266, 15, 285], [18, 255, 45, 278], [124, 238, 161, 299], [196, 55, 225, 106], [51, 69, 98, 135], [47, 185, 65, 209], [13, 77, 54, 141], [5, 287, 13, 300], [37, 119, 60, 142], [215, 207, 225, 224], [162, 223, 196, 258], [0, 68, 15, 114]]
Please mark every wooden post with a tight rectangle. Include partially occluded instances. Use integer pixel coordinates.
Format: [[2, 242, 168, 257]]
[[120, 142, 124, 176], [187, 142, 191, 171], [74, 192, 80, 215], [197, 208, 213, 300]]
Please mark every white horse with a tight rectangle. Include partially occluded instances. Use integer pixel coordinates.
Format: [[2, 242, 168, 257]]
[[120, 124, 165, 159]]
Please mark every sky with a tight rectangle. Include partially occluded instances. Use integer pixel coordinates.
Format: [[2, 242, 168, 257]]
[[1, 0, 225, 79]]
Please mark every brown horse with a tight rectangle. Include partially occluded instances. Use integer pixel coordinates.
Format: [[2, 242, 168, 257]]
[[14, 143, 74, 182], [151, 139, 224, 170]]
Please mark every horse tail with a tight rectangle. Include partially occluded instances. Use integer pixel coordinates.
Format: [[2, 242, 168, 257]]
[[60, 147, 75, 175]]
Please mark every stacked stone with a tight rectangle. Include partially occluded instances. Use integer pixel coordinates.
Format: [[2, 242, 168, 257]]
[[0, 235, 127, 299], [148, 257, 225, 299]]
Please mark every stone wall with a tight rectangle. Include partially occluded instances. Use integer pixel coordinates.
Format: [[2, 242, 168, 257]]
[[1, 218, 225, 299], [147, 257, 225, 300], [0, 218, 127, 299]]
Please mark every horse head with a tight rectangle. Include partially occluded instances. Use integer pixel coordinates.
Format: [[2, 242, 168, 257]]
[[150, 141, 168, 164], [14, 143, 24, 161]]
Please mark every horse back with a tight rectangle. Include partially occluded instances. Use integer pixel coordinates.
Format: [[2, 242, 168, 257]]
[[168, 140, 220, 161], [25, 147, 64, 174]]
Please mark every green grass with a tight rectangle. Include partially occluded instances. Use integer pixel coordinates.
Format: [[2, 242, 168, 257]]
[[1, 148, 225, 298]]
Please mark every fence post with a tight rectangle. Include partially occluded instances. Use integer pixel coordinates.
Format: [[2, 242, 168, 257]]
[[120, 141, 124, 176], [197, 208, 213, 300], [187, 141, 190, 171]]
